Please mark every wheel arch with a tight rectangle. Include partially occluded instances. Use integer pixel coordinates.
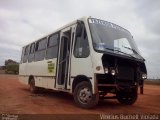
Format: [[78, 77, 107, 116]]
[[28, 75, 34, 85], [72, 75, 91, 93]]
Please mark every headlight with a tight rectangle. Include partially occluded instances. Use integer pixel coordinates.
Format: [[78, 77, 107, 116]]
[[142, 74, 147, 79], [104, 68, 109, 74], [111, 69, 116, 76], [96, 66, 101, 71]]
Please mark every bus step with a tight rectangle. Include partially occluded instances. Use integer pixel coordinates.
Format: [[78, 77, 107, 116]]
[[98, 84, 117, 87], [101, 96, 117, 99]]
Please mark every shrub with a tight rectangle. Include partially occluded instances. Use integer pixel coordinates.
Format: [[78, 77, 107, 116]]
[[5, 64, 19, 74]]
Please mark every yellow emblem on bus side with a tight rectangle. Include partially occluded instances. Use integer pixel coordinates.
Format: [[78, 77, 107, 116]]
[[48, 62, 54, 73]]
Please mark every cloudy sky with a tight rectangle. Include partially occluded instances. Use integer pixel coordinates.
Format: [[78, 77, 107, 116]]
[[0, 0, 159, 78]]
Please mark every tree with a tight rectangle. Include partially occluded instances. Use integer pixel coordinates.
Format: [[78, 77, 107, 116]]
[[5, 59, 18, 66], [5, 59, 19, 74]]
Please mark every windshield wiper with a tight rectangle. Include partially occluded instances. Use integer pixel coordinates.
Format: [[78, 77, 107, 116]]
[[105, 47, 136, 59], [123, 46, 145, 61], [123, 46, 138, 54]]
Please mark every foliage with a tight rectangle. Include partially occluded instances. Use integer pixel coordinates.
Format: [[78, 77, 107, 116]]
[[5, 64, 19, 74], [5, 59, 18, 66]]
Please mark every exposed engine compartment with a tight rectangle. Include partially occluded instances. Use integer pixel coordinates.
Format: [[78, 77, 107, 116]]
[[97, 54, 147, 92]]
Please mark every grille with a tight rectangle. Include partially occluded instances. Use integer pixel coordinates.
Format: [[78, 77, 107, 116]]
[[117, 66, 134, 80]]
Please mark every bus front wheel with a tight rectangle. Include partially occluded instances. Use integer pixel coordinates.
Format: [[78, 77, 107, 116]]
[[73, 81, 99, 109], [116, 87, 138, 105]]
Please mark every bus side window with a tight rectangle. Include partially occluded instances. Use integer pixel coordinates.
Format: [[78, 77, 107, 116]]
[[35, 38, 47, 61], [20, 47, 25, 63], [46, 33, 59, 59], [74, 24, 90, 58], [23, 45, 30, 63], [28, 43, 35, 62]]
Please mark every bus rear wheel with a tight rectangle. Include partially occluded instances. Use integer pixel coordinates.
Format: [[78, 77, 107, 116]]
[[73, 81, 99, 109], [116, 87, 138, 105], [29, 78, 37, 93]]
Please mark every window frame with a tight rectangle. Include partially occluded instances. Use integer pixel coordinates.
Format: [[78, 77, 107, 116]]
[[34, 37, 47, 61], [20, 47, 25, 64], [24, 45, 30, 55], [46, 32, 59, 59], [29, 43, 35, 54], [73, 23, 90, 58], [35, 38, 47, 52], [23, 45, 30, 63], [28, 43, 35, 63], [47, 33, 59, 48]]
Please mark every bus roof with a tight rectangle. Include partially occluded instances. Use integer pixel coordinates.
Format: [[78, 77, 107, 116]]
[[22, 16, 89, 48], [22, 16, 131, 48]]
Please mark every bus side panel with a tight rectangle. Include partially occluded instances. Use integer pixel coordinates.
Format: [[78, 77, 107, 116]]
[[70, 56, 93, 92], [19, 63, 29, 85], [34, 77, 56, 89], [47, 77, 56, 89], [26, 59, 57, 76], [26, 59, 57, 89], [19, 63, 27, 75], [34, 77, 43, 87]]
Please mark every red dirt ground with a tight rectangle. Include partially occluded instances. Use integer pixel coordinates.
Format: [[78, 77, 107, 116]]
[[0, 74, 159, 114]]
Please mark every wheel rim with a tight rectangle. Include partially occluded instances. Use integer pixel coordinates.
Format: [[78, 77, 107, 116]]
[[78, 87, 92, 104]]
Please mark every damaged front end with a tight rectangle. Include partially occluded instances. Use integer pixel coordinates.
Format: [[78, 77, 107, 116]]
[[96, 53, 147, 104], [88, 18, 147, 104]]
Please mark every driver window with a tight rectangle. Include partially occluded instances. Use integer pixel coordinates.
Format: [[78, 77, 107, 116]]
[[74, 24, 90, 58]]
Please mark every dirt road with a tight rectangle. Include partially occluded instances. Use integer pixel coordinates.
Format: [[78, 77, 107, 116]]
[[0, 74, 159, 114]]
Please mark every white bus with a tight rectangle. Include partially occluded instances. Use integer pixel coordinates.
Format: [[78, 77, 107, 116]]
[[19, 17, 147, 108]]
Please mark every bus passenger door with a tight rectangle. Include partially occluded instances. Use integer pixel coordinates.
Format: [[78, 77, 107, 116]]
[[56, 27, 72, 89]]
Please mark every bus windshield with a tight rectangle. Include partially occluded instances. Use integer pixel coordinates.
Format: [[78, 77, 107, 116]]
[[88, 18, 144, 60]]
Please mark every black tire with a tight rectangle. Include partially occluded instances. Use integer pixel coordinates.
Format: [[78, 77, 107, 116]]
[[116, 87, 138, 105], [29, 78, 37, 93], [140, 86, 144, 94], [73, 81, 99, 109]]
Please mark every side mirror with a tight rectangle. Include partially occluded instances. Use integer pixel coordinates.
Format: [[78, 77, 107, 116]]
[[76, 20, 83, 37]]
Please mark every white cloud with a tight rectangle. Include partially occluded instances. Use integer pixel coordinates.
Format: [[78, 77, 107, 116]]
[[0, 0, 159, 78]]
